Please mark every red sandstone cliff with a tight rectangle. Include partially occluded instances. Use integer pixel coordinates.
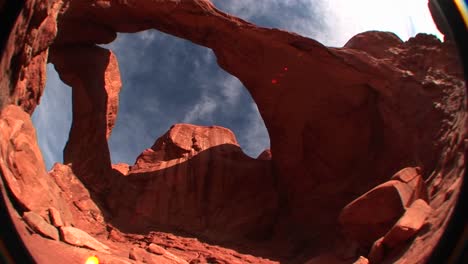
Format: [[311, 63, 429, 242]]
[[0, 0, 465, 263]]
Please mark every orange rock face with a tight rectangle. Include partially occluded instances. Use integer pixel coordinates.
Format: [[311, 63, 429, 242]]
[[0, 105, 72, 220], [107, 124, 277, 242], [0, 0, 465, 264], [49, 45, 122, 194]]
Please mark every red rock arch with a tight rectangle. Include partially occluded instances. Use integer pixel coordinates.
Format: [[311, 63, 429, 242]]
[[0, 0, 464, 263]]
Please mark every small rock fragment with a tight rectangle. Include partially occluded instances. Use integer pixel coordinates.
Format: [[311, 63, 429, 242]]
[[391, 167, 428, 202], [23, 211, 59, 240], [48, 207, 64, 227], [163, 251, 189, 264], [383, 199, 432, 248], [353, 256, 369, 264], [148, 243, 166, 255], [60, 226, 110, 253], [130, 247, 183, 264], [108, 228, 126, 242], [391, 167, 421, 182], [445, 177, 462, 201], [339, 180, 409, 247], [129, 247, 147, 262]]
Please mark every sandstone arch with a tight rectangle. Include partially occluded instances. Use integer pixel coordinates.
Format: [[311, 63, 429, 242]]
[[0, 0, 465, 263]]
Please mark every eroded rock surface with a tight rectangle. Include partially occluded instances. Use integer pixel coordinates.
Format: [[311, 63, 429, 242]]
[[339, 167, 429, 247], [0, 105, 73, 221], [0, 0, 465, 263], [60, 226, 110, 253], [107, 124, 277, 242], [49, 45, 121, 194], [49, 0, 465, 248], [383, 199, 432, 248], [23, 211, 59, 241]]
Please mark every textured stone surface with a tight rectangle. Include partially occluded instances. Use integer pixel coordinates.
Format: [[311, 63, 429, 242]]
[[45, 0, 465, 250], [131, 124, 239, 170], [0, 0, 63, 113], [0, 105, 73, 221], [107, 124, 277, 241], [23, 211, 59, 240], [391, 167, 429, 202], [0, 105, 53, 213], [60, 226, 110, 253], [383, 199, 432, 248], [353, 256, 369, 264], [368, 237, 385, 264], [48, 163, 107, 234], [49, 45, 122, 195], [147, 243, 166, 255], [49, 1, 465, 246], [129, 246, 187, 264], [0, 1, 465, 264], [344, 31, 403, 59], [48, 207, 64, 227], [128, 247, 147, 262], [339, 179, 414, 247]]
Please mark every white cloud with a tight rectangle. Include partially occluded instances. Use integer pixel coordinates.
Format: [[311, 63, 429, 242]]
[[137, 29, 157, 42], [193, 49, 215, 69], [220, 75, 243, 106], [213, 0, 442, 47], [319, 0, 443, 46], [182, 95, 218, 123]]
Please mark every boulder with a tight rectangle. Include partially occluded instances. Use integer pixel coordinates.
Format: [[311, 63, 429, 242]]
[[339, 180, 411, 247], [340, 167, 430, 247], [59, 226, 110, 253], [129, 247, 187, 264], [23, 211, 59, 241], [391, 167, 428, 202], [129, 247, 148, 262], [383, 199, 432, 248], [48, 207, 64, 227], [147, 243, 166, 255], [353, 256, 369, 264], [0, 105, 73, 222]]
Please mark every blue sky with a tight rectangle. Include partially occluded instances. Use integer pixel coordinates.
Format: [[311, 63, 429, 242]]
[[32, 0, 441, 170]]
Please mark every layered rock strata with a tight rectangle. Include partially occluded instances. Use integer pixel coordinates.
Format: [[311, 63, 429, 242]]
[[0, 0, 465, 263]]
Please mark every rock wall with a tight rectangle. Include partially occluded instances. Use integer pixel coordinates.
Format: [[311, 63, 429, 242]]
[[50, 0, 465, 244], [0, 0, 62, 113], [0, 0, 465, 263], [49, 45, 121, 194], [107, 124, 278, 242]]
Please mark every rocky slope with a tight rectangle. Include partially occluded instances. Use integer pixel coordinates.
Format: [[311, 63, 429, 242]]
[[0, 0, 465, 263]]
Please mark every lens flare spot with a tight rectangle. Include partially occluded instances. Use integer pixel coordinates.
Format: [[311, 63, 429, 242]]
[[85, 256, 99, 264]]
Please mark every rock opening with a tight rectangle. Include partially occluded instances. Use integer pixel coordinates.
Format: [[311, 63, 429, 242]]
[[0, 1, 465, 263]]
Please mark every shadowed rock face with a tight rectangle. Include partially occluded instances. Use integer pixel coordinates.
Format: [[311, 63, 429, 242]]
[[0, 0, 465, 263], [107, 124, 278, 242], [49, 45, 121, 194]]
